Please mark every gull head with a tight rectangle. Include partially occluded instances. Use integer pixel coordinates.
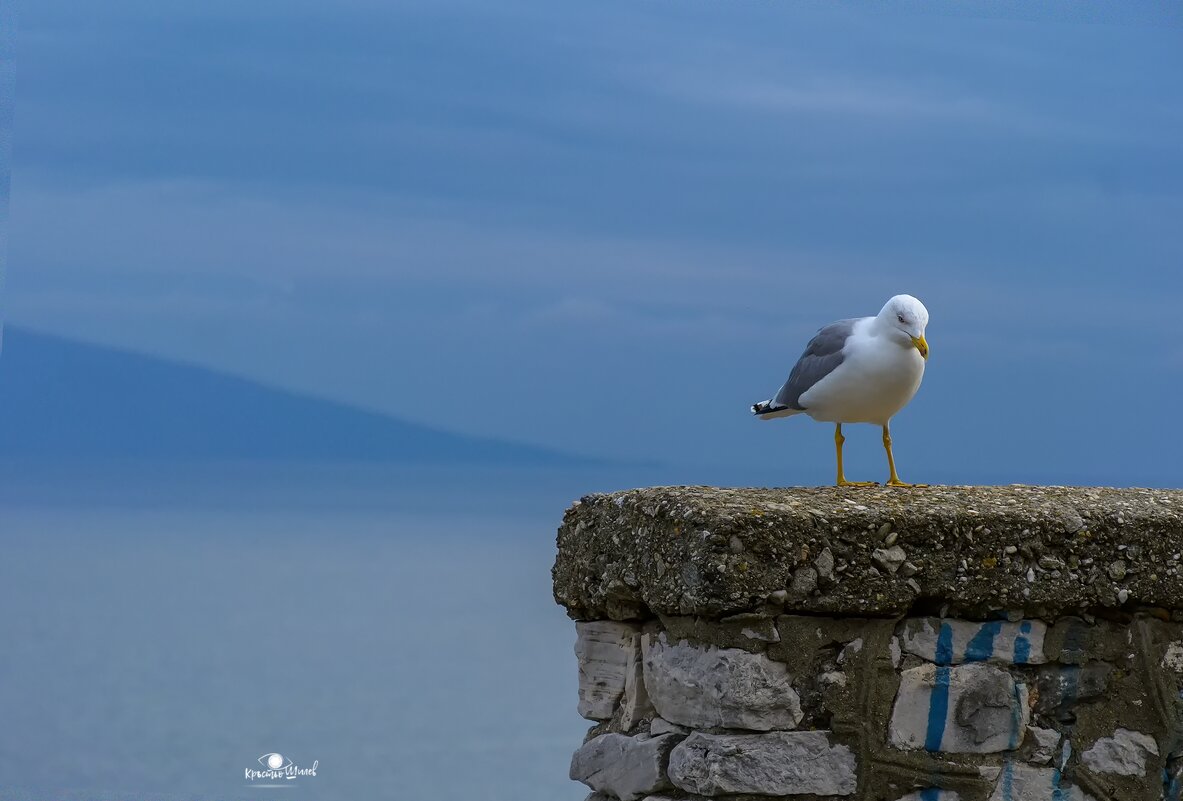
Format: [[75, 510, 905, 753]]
[[879, 294, 929, 360]]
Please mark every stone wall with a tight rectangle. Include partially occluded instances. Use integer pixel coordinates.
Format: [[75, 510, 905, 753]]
[[552, 486, 1183, 801]]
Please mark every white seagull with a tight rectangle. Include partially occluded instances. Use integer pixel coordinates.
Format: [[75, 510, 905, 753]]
[[752, 294, 930, 487]]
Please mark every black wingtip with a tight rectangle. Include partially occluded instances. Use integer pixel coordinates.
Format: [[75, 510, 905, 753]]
[[753, 401, 790, 417]]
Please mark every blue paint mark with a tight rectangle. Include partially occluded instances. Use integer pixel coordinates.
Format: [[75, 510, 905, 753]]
[[965, 620, 1002, 662], [919, 788, 942, 801], [1061, 665, 1080, 709], [1013, 637, 1030, 665], [925, 622, 954, 752], [1007, 682, 1024, 750], [1001, 762, 1015, 801], [934, 621, 954, 666], [1167, 766, 1182, 801], [925, 666, 951, 751], [1051, 767, 1066, 801], [1014, 620, 1032, 665]]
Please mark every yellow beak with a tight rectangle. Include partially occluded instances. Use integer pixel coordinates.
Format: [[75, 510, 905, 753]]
[[911, 335, 929, 360]]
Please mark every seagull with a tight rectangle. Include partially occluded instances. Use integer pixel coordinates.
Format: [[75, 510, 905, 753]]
[[751, 294, 930, 487]]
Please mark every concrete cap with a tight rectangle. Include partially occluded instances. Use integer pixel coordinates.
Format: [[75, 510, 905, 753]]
[[552, 485, 1183, 621]]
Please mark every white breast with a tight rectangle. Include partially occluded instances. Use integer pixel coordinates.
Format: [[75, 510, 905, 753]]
[[797, 324, 925, 425]]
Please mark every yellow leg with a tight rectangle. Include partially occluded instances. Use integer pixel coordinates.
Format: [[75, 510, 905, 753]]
[[835, 423, 876, 487], [883, 424, 927, 487]]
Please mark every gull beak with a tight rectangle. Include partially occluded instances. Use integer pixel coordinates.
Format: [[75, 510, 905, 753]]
[[911, 335, 929, 360]]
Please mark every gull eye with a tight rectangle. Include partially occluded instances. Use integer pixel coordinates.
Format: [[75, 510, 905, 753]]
[[897, 314, 906, 324]]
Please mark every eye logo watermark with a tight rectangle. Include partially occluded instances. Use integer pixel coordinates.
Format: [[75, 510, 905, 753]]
[[245, 752, 319, 785]]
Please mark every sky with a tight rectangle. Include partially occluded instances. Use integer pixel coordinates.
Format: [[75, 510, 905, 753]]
[[5, 0, 1183, 485]]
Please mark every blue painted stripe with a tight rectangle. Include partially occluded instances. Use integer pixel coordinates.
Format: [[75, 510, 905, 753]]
[[1014, 620, 1032, 665], [1051, 767, 1066, 801], [934, 621, 954, 666], [919, 788, 942, 801], [1061, 665, 1080, 709], [924, 666, 951, 751], [924, 622, 954, 752], [965, 620, 1002, 662], [1001, 762, 1015, 801], [1007, 682, 1024, 750]]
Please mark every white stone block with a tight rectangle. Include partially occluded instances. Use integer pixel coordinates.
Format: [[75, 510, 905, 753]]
[[986, 763, 1094, 801], [642, 632, 802, 731], [648, 718, 688, 737], [899, 618, 1047, 665], [889, 663, 1029, 753], [1026, 726, 1060, 765], [620, 633, 655, 730], [1081, 728, 1159, 777], [576, 621, 641, 720], [668, 730, 856, 796], [570, 733, 680, 801]]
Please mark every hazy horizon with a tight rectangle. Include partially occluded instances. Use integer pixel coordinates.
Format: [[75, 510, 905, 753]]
[[6, 0, 1183, 486]]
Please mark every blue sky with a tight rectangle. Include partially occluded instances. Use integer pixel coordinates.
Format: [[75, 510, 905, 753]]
[[5, 0, 1183, 484]]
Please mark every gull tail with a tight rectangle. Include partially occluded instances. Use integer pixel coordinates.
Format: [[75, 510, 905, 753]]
[[751, 399, 799, 420]]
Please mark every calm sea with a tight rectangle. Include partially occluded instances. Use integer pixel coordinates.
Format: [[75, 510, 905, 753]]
[[0, 464, 641, 801]]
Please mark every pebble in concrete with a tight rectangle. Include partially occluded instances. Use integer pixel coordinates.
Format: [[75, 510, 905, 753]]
[[873, 545, 907, 574], [642, 633, 802, 731], [890, 663, 1029, 753], [667, 730, 856, 796], [569, 733, 681, 801], [898, 618, 1047, 665], [1081, 728, 1159, 777], [575, 621, 642, 720], [815, 546, 835, 581]]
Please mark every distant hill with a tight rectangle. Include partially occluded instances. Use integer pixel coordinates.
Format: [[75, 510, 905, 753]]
[[0, 327, 593, 465]]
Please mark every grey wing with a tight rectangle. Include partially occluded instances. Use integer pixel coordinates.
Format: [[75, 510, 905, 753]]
[[772, 319, 856, 411]]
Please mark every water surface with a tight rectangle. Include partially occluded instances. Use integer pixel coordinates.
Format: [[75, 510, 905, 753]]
[[0, 467, 594, 800]]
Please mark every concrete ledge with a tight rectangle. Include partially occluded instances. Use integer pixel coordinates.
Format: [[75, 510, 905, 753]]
[[552, 485, 1183, 621]]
